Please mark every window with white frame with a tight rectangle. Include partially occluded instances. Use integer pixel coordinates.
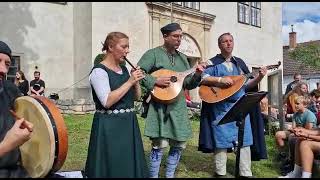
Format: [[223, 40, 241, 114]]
[[238, 2, 261, 27], [165, 2, 200, 11], [173, 2, 182, 6]]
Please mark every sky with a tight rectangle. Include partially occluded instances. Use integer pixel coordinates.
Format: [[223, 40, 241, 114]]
[[282, 2, 320, 45]]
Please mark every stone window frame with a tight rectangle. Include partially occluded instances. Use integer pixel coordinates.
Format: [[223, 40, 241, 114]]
[[6, 55, 20, 82], [238, 2, 261, 28], [165, 2, 200, 11]]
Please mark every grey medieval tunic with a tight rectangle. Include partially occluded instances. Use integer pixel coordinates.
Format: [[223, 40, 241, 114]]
[[138, 46, 201, 142]]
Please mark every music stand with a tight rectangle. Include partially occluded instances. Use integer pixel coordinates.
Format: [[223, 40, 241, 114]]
[[216, 91, 267, 178]]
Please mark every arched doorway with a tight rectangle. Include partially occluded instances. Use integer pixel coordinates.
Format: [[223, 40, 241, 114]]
[[178, 33, 202, 102]]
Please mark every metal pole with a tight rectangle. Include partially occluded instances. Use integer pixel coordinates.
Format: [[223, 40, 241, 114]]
[[278, 70, 284, 130], [171, 2, 173, 22], [235, 115, 245, 178]]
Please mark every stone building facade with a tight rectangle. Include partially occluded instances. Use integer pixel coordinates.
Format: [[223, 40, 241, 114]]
[[0, 2, 283, 112]]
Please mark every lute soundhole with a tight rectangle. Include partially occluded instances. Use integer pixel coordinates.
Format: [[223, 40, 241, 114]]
[[170, 76, 177, 82]]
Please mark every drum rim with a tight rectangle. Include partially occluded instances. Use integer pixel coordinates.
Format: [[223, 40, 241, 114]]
[[33, 96, 68, 172], [33, 97, 60, 175]]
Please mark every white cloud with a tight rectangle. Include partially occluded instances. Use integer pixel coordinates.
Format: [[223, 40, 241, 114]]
[[282, 20, 320, 45], [283, 2, 320, 25]]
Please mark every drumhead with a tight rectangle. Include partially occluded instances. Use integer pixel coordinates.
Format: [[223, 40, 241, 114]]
[[14, 96, 56, 178]]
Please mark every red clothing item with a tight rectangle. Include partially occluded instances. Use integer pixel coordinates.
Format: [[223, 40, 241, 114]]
[[184, 90, 191, 102]]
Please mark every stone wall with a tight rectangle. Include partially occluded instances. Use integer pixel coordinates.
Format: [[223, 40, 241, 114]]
[[54, 99, 95, 115], [53, 99, 201, 119]]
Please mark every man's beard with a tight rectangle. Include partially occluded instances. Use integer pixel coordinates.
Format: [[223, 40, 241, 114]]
[[0, 72, 4, 81], [0, 79, 3, 95]]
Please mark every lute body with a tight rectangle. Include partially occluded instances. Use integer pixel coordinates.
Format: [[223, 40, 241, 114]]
[[199, 61, 281, 103], [150, 67, 196, 104]]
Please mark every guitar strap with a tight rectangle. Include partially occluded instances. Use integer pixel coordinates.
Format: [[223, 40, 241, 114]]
[[163, 50, 189, 120], [176, 50, 191, 70], [232, 56, 244, 75]]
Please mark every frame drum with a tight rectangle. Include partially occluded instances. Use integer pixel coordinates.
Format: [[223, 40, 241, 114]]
[[13, 96, 68, 178]]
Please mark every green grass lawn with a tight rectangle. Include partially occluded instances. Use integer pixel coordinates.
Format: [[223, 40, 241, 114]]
[[61, 114, 281, 178]]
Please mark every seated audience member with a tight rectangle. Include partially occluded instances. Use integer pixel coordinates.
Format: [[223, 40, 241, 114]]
[[308, 89, 320, 115], [284, 82, 308, 121], [14, 70, 29, 96], [30, 71, 45, 96], [315, 102, 320, 127], [280, 127, 320, 178], [275, 96, 317, 167]]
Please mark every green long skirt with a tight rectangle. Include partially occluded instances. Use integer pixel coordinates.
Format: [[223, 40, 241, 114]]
[[84, 112, 148, 178]]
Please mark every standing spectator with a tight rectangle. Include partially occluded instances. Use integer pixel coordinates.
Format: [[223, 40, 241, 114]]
[[184, 89, 200, 109], [285, 73, 302, 95], [14, 70, 29, 96], [30, 71, 45, 96]]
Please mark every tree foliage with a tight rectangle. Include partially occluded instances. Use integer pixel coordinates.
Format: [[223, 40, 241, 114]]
[[288, 43, 320, 69]]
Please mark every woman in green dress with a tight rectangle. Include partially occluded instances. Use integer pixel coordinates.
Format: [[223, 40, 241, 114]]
[[84, 32, 148, 178]]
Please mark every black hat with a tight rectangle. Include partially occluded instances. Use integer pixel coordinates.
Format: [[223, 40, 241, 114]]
[[160, 23, 182, 35], [0, 41, 12, 60]]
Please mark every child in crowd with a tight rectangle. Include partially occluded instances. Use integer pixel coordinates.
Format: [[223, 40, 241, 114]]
[[275, 95, 317, 161]]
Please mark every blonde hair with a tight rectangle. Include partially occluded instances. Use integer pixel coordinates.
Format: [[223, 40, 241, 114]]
[[101, 32, 129, 52], [294, 95, 310, 106]]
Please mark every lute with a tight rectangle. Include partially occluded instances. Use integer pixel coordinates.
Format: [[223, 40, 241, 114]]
[[198, 61, 281, 104], [123, 57, 197, 104]]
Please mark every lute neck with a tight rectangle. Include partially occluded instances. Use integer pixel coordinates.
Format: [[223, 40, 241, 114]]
[[245, 61, 281, 79], [180, 66, 197, 77]]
